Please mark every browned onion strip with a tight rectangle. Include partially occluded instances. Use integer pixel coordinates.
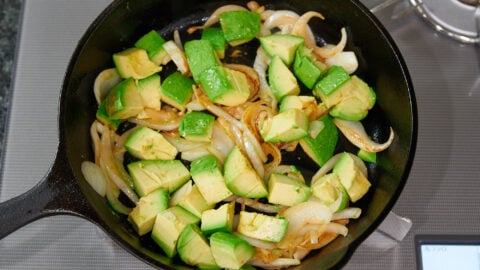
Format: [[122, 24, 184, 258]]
[[90, 121, 102, 164], [261, 10, 300, 35], [333, 118, 395, 152], [262, 142, 282, 175], [163, 132, 208, 152], [253, 47, 278, 109], [291, 11, 325, 48]]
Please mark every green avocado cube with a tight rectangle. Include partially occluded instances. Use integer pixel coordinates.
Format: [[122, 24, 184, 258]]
[[210, 231, 255, 269], [177, 224, 218, 269], [237, 211, 288, 243], [260, 108, 309, 143], [198, 65, 250, 107], [293, 45, 326, 89], [127, 159, 190, 196], [113, 48, 162, 80], [184, 39, 220, 82], [299, 115, 338, 167], [268, 55, 300, 101], [313, 65, 350, 107], [137, 74, 161, 109], [201, 27, 226, 59], [104, 78, 144, 120], [219, 10, 261, 46], [178, 111, 215, 142], [333, 152, 371, 202], [134, 30, 168, 65], [96, 100, 122, 130], [357, 149, 377, 163], [128, 188, 169, 236], [178, 185, 215, 218], [200, 201, 235, 235], [190, 155, 232, 204], [151, 206, 199, 258], [311, 173, 349, 212], [259, 34, 304, 65], [125, 126, 178, 160], [267, 173, 311, 206], [159, 71, 194, 110]]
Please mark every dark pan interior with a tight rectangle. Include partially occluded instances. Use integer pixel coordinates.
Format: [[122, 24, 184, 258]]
[[60, 0, 416, 269]]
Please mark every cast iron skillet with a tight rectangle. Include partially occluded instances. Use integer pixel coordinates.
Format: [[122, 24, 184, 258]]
[[0, 0, 417, 269]]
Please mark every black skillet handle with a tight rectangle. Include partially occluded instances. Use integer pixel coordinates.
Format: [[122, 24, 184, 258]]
[[0, 146, 96, 239]]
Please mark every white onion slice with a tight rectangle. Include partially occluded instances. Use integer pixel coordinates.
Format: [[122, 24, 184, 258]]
[[169, 180, 193, 207], [332, 207, 362, 220], [93, 68, 122, 105], [81, 161, 107, 197], [314, 27, 347, 59], [333, 118, 395, 152], [163, 40, 189, 75], [291, 11, 325, 48], [261, 10, 300, 35], [325, 51, 359, 74]]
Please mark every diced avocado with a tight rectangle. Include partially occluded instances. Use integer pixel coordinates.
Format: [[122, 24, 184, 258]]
[[237, 211, 288, 243], [134, 30, 168, 65], [210, 232, 255, 269], [293, 45, 326, 89], [328, 76, 377, 121], [137, 74, 161, 109], [333, 152, 371, 202], [177, 185, 215, 218], [279, 95, 317, 118], [219, 10, 261, 46], [159, 71, 194, 111], [268, 55, 300, 101], [260, 108, 309, 143], [96, 100, 122, 130], [190, 155, 232, 204], [178, 111, 215, 142], [151, 205, 200, 258], [224, 146, 268, 199], [128, 188, 169, 236], [299, 115, 338, 167], [177, 224, 218, 269], [313, 65, 350, 107], [125, 126, 178, 160], [201, 27, 226, 59], [184, 39, 220, 82], [200, 201, 235, 235], [259, 34, 304, 65], [267, 173, 311, 206], [127, 159, 190, 196], [104, 78, 144, 120], [198, 65, 251, 107], [113, 48, 162, 79], [357, 149, 377, 163], [311, 173, 349, 212]]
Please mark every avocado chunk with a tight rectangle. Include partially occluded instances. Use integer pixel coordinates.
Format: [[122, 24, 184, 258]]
[[178, 111, 216, 142], [210, 231, 255, 269], [268, 55, 300, 101], [127, 159, 190, 196], [137, 74, 161, 110], [311, 173, 349, 212], [158, 71, 194, 111], [184, 39, 220, 82], [267, 173, 311, 206], [134, 30, 168, 65], [260, 108, 309, 143], [190, 155, 233, 204], [259, 34, 304, 65], [237, 211, 288, 242], [96, 100, 122, 130], [328, 75, 376, 121], [113, 48, 162, 80], [200, 201, 235, 235], [278, 95, 318, 119], [128, 188, 169, 236], [224, 146, 268, 199], [125, 126, 178, 160], [198, 65, 251, 107], [357, 149, 377, 163], [293, 45, 326, 89], [104, 78, 144, 120], [313, 65, 350, 107], [299, 115, 338, 167], [333, 152, 371, 202], [177, 185, 215, 218], [151, 205, 200, 258], [177, 224, 218, 269], [201, 27, 226, 59], [219, 10, 261, 46]]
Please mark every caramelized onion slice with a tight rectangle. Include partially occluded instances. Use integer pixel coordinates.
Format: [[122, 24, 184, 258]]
[[333, 118, 394, 152]]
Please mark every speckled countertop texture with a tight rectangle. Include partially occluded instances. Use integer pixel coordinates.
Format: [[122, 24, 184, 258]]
[[0, 0, 22, 162]]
